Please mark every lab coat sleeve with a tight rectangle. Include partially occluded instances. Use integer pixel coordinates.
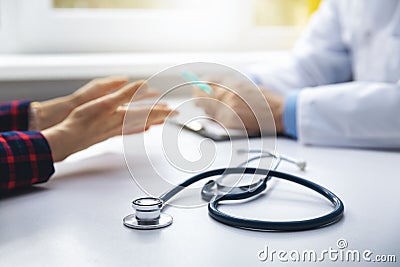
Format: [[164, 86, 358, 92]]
[[298, 82, 400, 148], [249, 0, 400, 148], [250, 0, 353, 93]]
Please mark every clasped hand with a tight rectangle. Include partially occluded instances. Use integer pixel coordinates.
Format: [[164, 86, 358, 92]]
[[193, 76, 285, 134]]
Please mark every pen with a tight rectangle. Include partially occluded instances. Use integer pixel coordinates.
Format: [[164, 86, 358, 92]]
[[182, 71, 214, 95]]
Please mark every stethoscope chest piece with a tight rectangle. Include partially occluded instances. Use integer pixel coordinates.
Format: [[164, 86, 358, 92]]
[[123, 197, 173, 230]]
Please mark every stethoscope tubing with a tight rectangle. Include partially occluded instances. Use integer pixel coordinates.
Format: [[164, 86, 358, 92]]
[[160, 167, 344, 231], [207, 168, 344, 231]]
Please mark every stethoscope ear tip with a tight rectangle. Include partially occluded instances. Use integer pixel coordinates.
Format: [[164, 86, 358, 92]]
[[296, 161, 307, 171]]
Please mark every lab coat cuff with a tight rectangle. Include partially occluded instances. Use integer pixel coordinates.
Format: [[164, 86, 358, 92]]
[[283, 92, 299, 138]]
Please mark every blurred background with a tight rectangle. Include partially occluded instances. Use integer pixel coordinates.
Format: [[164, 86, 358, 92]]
[[0, 0, 320, 100]]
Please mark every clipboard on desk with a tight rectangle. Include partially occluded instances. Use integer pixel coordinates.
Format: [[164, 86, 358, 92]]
[[168, 118, 260, 141]]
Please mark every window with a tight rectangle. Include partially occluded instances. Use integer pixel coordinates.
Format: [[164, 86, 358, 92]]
[[254, 0, 321, 26], [53, 0, 177, 9], [0, 0, 321, 53]]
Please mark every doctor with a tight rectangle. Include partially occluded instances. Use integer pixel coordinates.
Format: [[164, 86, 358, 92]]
[[196, 0, 400, 148]]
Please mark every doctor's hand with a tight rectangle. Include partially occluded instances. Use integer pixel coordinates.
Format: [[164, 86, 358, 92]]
[[42, 80, 175, 162], [193, 77, 285, 134], [31, 77, 158, 131]]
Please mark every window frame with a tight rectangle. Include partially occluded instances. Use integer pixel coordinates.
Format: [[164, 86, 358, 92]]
[[1, 0, 301, 53]]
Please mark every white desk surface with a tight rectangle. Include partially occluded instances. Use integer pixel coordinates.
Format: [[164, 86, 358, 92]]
[[1, 127, 399, 267]]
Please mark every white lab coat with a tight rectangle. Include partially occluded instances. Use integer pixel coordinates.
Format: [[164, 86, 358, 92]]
[[251, 0, 400, 148]]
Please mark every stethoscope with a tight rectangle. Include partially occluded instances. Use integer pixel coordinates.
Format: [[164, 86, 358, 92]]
[[123, 150, 344, 231]]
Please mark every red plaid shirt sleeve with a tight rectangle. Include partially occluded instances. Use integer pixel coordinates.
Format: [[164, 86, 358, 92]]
[[0, 101, 55, 193], [0, 100, 30, 131]]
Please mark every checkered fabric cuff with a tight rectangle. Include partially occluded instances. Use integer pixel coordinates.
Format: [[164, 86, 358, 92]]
[[0, 131, 55, 193], [0, 100, 31, 131]]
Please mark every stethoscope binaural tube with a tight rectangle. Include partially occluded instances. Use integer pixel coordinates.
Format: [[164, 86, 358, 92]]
[[207, 168, 344, 231], [200, 150, 306, 202]]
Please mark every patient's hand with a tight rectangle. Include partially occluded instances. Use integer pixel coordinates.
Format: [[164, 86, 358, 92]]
[[33, 77, 159, 131], [193, 77, 284, 134], [42, 80, 175, 162]]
